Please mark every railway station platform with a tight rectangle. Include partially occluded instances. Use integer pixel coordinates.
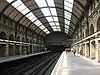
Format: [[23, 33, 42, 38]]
[[51, 51, 100, 75], [0, 51, 50, 64]]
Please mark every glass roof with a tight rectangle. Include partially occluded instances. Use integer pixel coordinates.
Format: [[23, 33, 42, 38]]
[[35, 0, 61, 31], [7, 0, 14, 3], [6, 0, 74, 35], [6, 0, 50, 34], [64, 0, 73, 33]]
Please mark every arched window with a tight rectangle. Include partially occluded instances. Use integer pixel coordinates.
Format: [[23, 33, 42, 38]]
[[90, 24, 94, 35], [0, 31, 7, 39], [86, 28, 88, 37], [9, 34, 14, 41], [22, 37, 25, 42], [82, 32, 84, 38], [26, 38, 29, 43], [16, 36, 20, 41], [30, 39, 32, 43], [97, 16, 100, 31]]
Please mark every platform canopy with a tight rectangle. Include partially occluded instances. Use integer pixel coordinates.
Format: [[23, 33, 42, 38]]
[[1, 0, 87, 37]]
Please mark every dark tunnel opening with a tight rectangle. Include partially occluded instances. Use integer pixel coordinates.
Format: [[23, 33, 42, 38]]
[[47, 45, 65, 52]]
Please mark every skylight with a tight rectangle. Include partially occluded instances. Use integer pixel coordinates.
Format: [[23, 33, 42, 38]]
[[7, 0, 14, 3], [56, 26, 60, 29], [64, 0, 73, 33], [43, 29, 50, 34], [57, 29, 61, 31], [46, 0, 55, 6], [6, 0, 74, 34], [46, 17, 53, 22], [53, 17, 59, 21], [46, 31, 50, 34], [50, 8, 57, 16], [35, 0, 61, 31], [35, 0, 47, 7], [41, 8, 51, 16], [6, 0, 50, 34], [49, 22, 55, 26], [65, 20, 70, 25], [53, 28, 58, 31], [40, 25, 46, 30], [55, 22, 60, 26], [21, 9, 30, 15]]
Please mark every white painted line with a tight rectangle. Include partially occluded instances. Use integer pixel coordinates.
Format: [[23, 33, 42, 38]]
[[62, 51, 69, 75], [62, 69, 68, 75], [63, 51, 67, 68], [51, 51, 69, 75], [55, 52, 64, 75], [51, 52, 64, 75]]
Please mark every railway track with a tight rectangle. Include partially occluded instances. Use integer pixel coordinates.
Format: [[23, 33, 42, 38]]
[[0, 52, 61, 75]]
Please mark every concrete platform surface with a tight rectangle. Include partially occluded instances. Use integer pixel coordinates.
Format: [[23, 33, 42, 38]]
[[51, 51, 100, 75], [0, 51, 50, 64]]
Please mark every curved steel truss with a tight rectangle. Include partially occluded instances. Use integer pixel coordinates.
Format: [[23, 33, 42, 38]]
[[0, 0, 88, 37]]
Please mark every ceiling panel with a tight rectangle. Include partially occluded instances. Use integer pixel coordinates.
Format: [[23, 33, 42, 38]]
[[4, 0, 88, 37]]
